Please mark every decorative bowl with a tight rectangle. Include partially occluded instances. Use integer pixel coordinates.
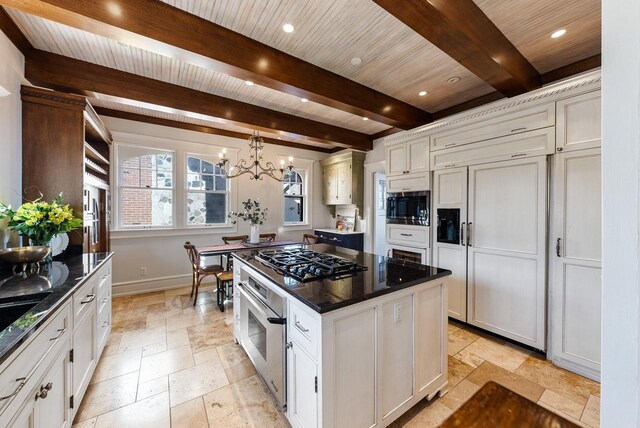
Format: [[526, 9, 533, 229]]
[[0, 246, 51, 264]]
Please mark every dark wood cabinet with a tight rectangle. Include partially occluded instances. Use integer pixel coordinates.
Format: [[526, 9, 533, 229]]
[[314, 230, 364, 251], [21, 86, 112, 254]]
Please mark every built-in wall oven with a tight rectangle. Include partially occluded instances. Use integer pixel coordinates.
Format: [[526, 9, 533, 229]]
[[237, 268, 287, 410], [386, 191, 430, 226]]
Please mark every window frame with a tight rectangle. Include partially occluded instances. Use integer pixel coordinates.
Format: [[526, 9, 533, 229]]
[[116, 144, 176, 230], [184, 152, 231, 228], [282, 168, 309, 227]]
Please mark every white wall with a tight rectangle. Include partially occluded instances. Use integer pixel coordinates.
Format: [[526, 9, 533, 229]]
[[601, 0, 640, 426], [102, 117, 332, 293], [0, 31, 25, 248]]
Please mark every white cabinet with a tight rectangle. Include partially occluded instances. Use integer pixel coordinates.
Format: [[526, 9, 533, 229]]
[[432, 167, 468, 321], [430, 102, 555, 151], [556, 91, 601, 152], [466, 157, 548, 350], [386, 172, 430, 193], [386, 224, 429, 247], [385, 138, 429, 177], [320, 151, 366, 210], [232, 260, 243, 341], [287, 341, 318, 428], [72, 278, 98, 415], [96, 261, 112, 356], [549, 149, 602, 380]]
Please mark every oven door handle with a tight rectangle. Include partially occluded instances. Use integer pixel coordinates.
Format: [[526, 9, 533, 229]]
[[237, 281, 284, 324], [267, 317, 286, 325]]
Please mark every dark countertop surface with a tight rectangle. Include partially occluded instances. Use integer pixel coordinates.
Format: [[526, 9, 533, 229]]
[[0, 252, 113, 365], [232, 243, 451, 313]]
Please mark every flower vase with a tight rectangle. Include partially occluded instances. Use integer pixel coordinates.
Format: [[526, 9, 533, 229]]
[[29, 238, 52, 264], [250, 224, 260, 244]]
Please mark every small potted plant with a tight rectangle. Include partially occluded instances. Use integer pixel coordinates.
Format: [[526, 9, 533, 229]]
[[0, 193, 83, 258], [228, 199, 267, 244]]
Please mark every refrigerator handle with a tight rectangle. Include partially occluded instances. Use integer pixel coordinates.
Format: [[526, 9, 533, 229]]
[[460, 222, 466, 246], [556, 238, 561, 257], [467, 222, 473, 247]]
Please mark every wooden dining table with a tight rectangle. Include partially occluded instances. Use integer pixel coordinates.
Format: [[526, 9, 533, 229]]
[[198, 240, 301, 258]]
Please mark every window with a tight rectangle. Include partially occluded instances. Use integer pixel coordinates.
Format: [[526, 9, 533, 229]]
[[186, 155, 229, 225], [283, 171, 305, 224], [119, 147, 174, 228]]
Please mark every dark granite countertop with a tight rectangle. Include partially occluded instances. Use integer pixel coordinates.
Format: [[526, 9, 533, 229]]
[[232, 244, 451, 313], [0, 252, 113, 365]]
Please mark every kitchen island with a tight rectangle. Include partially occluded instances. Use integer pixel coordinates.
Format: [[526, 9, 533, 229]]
[[232, 244, 450, 428]]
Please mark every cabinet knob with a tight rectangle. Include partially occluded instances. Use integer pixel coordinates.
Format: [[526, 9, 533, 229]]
[[35, 382, 53, 400], [557, 147, 563, 152]]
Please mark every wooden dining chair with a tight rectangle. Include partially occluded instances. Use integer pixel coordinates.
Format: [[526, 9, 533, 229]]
[[183, 241, 223, 306], [303, 233, 320, 244], [222, 235, 248, 245], [260, 233, 276, 243]]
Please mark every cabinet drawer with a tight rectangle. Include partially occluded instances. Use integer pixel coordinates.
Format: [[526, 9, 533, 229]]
[[387, 173, 430, 193], [387, 225, 430, 247], [97, 301, 111, 354], [96, 260, 111, 298], [289, 302, 319, 358], [73, 277, 98, 326], [431, 102, 555, 151], [0, 302, 71, 422], [430, 127, 554, 170]]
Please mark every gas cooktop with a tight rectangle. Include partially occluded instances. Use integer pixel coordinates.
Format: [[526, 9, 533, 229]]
[[255, 248, 368, 282]]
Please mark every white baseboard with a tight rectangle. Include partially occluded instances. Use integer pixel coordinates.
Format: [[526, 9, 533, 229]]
[[112, 273, 217, 296]]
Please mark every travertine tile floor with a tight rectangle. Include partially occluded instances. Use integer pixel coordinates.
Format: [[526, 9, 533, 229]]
[[72, 287, 600, 428]]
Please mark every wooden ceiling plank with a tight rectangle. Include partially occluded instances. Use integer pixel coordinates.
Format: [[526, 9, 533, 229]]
[[94, 106, 334, 154], [0, 6, 33, 54], [25, 50, 372, 150], [373, 0, 541, 97], [1, 0, 432, 129]]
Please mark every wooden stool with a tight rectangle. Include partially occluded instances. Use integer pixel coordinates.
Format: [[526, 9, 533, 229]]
[[216, 271, 234, 311]]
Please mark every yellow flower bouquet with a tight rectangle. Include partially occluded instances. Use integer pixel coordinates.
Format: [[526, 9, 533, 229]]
[[0, 193, 83, 246]]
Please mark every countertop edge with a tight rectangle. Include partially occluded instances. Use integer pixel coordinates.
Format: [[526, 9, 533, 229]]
[[314, 228, 365, 235], [0, 253, 114, 367]]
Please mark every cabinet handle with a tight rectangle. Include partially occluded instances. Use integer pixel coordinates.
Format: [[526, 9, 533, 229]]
[[400, 233, 413, 237], [49, 327, 66, 341], [35, 382, 53, 400], [511, 153, 527, 158], [511, 127, 527, 133], [286, 341, 294, 349], [444, 143, 456, 148], [81, 294, 96, 304], [295, 321, 310, 333], [467, 222, 473, 246], [444, 163, 456, 168], [556, 238, 561, 257], [460, 222, 466, 246], [0, 378, 27, 401]]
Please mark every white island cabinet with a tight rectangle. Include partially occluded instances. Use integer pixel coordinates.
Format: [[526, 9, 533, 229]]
[[233, 257, 448, 428]]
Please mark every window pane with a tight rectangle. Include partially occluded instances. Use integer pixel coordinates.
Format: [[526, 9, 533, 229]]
[[203, 175, 214, 191], [122, 157, 139, 168], [121, 188, 172, 227], [215, 175, 227, 191], [157, 175, 172, 189], [140, 168, 154, 188], [187, 174, 204, 189], [187, 192, 227, 225], [284, 182, 302, 196], [139, 155, 155, 170], [202, 160, 214, 174], [187, 157, 200, 173], [284, 196, 303, 223], [157, 154, 173, 171], [121, 168, 139, 187]]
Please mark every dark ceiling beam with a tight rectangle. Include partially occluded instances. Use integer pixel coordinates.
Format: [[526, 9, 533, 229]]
[[94, 107, 334, 154], [25, 51, 372, 150], [0, 6, 32, 55], [0, 0, 432, 129], [541, 54, 601, 85], [373, 0, 540, 97]]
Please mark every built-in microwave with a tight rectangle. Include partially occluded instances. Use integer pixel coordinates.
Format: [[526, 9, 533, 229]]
[[386, 190, 430, 226]]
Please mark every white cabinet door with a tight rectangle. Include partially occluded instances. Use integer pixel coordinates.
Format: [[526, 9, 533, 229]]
[[322, 165, 337, 204], [36, 340, 72, 428], [550, 149, 602, 379], [72, 309, 96, 415], [556, 92, 601, 152], [386, 144, 407, 176], [432, 167, 468, 321], [467, 157, 547, 349], [9, 399, 35, 428], [335, 162, 352, 204], [407, 139, 429, 173], [287, 341, 318, 428]]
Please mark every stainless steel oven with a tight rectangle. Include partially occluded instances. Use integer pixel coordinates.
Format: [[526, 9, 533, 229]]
[[237, 268, 287, 410], [386, 190, 430, 226]]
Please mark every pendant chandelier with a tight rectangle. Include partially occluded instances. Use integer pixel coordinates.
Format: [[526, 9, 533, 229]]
[[217, 131, 295, 181]]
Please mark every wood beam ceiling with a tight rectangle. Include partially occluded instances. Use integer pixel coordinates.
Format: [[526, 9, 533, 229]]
[[373, 0, 541, 97], [0, 6, 31, 54], [25, 51, 372, 150], [94, 107, 336, 154], [0, 0, 432, 129]]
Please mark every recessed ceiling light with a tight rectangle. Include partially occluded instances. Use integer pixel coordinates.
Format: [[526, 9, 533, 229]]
[[116, 41, 130, 48], [362, 117, 368, 121], [283, 23, 295, 33], [245, 80, 254, 86], [277, 137, 282, 140], [351, 57, 362, 66], [301, 98, 308, 103], [551, 28, 567, 39], [447, 77, 461, 84], [418, 90, 427, 96]]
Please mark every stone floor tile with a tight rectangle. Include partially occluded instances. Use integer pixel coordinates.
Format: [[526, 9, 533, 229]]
[[112, 306, 148, 323], [391, 400, 453, 428], [137, 375, 169, 401], [439, 379, 481, 411], [95, 391, 170, 428], [537, 400, 588, 427], [447, 328, 479, 356], [187, 318, 234, 353], [164, 286, 193, 297], [581, 395, 600, 428], [539, 389, 585, 421], [169, 358, 229, 407], [111, 316, 146, 334], [90, 349, 142, 384], [466, 361, 545, 402], [453, 348, 485, 369], [142, 340, 167, 357], [165, 311, 205, 332], [139, 345, 194, 383], [75, 372, 138, 422], [462, 337, 531, 372], [515, 355, 600, 405], [217, 341, 249, 369], [193, 348, 220, 366], [202, 375, 287, 428], [102, 333, 122, 357], [225, 360, 257, 384], [447, 356, 475, 388], [72, 417, 96, 428], [131, 291, 166, 308], [167, 327, 191, 350], [119, 325, 167, 352], [170, 397, 209, 428]]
